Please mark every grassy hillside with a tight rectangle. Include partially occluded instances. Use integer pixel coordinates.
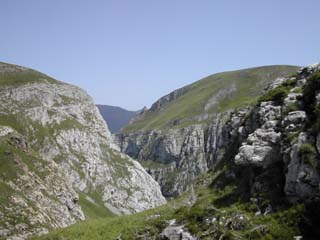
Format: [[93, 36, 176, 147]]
[[123, 65, 300, 132], [32, 171, 305, 240], [0, 62, 61, 86]]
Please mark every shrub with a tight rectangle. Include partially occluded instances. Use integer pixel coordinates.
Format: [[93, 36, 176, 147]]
[[292, 86, 303, 94], [282, 78, 297, 87], [311, 106, 320, 132], [305, 155, 318, 169], [298, 143, 318, 169], [259, 86, 289, 104], [285, 132, 299, 143], [299, 143, 316, 155], [284, 102, 300, 114], [302, 72, 320, 132], [303, 72, 320, 109]]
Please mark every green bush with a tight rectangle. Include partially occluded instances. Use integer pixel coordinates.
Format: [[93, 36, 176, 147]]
[[305, 155, 318, 169], [282, 78, 297, 87], [298, 143, 318, 168], [299, 143, 316, 155], [302, 72, 320, 132], [303, 72, 320, 109], [259, 86, 289, 104], [312, 106, 320, 132], [285, 102, 300, 114], [285, 132, 300, 143]]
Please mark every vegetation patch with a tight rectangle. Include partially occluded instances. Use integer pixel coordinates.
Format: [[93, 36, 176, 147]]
[[298, 143, 318, 168], [0, 69, 60, 87], [140, 160, 171, 170], [258, 85, 290, 105], [284, 102, 300, 114], [299, 143, 316, 155], [123, 66, 299, 132], [78, 192, 114, 220], [302, 72, 320, 132], [32, 177, 306, 240]]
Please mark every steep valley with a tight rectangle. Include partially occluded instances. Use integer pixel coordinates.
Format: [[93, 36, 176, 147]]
[[116, 65, 300, 197], [36, 63, 320, 240], [1, 62, 320, 240]]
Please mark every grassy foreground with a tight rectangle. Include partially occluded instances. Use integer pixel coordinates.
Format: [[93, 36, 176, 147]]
[[32, 172, 305, 240]]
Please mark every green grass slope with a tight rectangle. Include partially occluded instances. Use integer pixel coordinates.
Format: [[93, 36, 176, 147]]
[[32, 172, 305, 240], [123, 65, 300, 132], [0, 62, 61, 86]]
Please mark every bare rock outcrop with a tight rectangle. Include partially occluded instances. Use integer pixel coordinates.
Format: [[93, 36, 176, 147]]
[[0, 63, 165, 239]]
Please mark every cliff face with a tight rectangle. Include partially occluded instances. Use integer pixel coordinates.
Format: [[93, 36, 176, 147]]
[[117, 114, 235, 197], [116, 66, 300, 197], [118, 64, 320, 202], [117, 124, 208, 197], [234, 64, 320, 203], [0, 63, 165, 239]]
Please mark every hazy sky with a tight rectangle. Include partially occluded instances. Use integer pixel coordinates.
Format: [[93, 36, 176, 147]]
[[1, 0, 319, 110]]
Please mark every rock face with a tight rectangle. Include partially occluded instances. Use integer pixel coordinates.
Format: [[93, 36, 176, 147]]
[[235, 101, 282, 168], [0, 62, 165, 239], [233, 64, 320, 202], [116, 114, 233, 197], [160, 220, 196, 240], [117, 66, 300, 197], [117, 124, 206, 197], [117, 64, 320, 205]]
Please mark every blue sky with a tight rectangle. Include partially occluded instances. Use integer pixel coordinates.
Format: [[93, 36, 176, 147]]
[[1, 0, 319, 110]]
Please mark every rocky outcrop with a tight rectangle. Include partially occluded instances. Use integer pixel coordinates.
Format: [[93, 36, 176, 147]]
[[235, 101, 282, 168], [117, 64, 320, 205], [0, 126, 84, 239], [117, 124, 209, 197], [117, 110, 250, 197], [117, 66, 300, 198], [160, 220, 196, 240], [233, 64, 320, 203], [0, 63, 165, 239]]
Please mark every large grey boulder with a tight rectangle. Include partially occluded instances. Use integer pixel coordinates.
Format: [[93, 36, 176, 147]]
[[282, 111, 306, 126], [234, 64, 320, 203], [160, 220, 196, 240], [284, 133, 320, 201], [235, 101, 281, 168]]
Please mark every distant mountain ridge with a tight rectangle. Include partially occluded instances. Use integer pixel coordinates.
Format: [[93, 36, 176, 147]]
[[97, 105, 139, 133]]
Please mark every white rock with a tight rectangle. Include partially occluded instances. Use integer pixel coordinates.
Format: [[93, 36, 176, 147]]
[[0, 71, 166, 239], [0, 126, 14, 137]]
